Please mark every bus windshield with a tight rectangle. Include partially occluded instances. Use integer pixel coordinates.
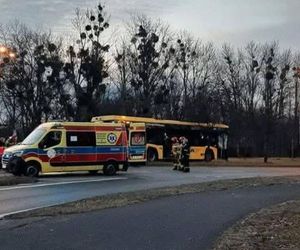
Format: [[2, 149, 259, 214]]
[[21, 128, 47, 145]]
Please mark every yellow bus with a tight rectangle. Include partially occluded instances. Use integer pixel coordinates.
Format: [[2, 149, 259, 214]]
[[91, 115, 229, 162]]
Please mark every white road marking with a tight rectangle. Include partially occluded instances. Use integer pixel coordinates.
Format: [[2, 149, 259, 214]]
[[0, 177, 128, 192], [0, 204, 59, 219]]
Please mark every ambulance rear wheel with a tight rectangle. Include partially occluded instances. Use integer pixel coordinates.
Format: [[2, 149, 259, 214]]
[[103, 162, 117, 176]]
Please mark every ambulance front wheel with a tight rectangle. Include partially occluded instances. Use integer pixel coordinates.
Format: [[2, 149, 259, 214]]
[[25, 162, 40, 177], [103, 162, 117, 176]]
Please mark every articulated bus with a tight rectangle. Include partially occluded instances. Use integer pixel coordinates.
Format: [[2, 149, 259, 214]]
[[91, 115, 229, 162]]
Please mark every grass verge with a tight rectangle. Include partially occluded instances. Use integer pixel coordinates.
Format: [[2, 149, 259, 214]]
[[0, 171, 37, 186], [149, 157, 300, 167], [214, 200, 300, 250], [5, 175, 300, 219]]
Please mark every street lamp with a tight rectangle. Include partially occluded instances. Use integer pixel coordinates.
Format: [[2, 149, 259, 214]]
[[0, 45, 16, 59], [8, 52, 16, 59], [0, 46, 8, 54], [0, 45, 17, 78]]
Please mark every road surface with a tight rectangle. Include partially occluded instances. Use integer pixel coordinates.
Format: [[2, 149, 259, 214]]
[[1, 166, 300, 217], [1, 183, 300, 250]]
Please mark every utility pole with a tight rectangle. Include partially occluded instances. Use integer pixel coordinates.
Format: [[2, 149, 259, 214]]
[[292, 67, 300, 157]]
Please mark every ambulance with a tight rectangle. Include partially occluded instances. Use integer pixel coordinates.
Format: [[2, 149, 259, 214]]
[[2, 121, 146, 177]]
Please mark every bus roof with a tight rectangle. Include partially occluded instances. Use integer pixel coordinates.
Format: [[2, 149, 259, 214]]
[[91, 115, 229, 129]]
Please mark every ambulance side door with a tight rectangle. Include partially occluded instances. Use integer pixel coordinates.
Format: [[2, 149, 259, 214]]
[[38, 130, 65, 167], [64, 131, 97, 166]]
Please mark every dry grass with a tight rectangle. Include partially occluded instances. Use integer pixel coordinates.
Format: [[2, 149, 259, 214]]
[[214, 200, 300, 250], [149, 157, 300, 167], [6, 175, 300, 219], [0, 170, 37, 186]]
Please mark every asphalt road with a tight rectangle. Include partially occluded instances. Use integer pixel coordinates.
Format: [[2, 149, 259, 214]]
[[1, 166, 300, 217], [1, 183, 300, 250]]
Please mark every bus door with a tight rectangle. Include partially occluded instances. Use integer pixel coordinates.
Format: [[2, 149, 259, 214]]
[[163, 129, 172, 158], [128, 123, 146, 163]]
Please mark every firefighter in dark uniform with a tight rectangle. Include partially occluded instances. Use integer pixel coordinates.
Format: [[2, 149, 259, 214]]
[[179, 136, 190, 173]]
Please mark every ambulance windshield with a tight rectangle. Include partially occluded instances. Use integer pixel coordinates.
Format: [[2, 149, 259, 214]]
[[21, 128, 47, 145]]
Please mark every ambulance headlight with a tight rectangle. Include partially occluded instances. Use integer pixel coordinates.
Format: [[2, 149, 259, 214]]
[[12, 151, 24, 157]]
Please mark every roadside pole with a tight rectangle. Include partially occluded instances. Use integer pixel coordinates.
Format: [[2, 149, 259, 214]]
[[293, 67, 300, 158]]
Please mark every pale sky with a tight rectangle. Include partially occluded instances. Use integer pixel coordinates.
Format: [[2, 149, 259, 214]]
[[0, 0, 299, 50]]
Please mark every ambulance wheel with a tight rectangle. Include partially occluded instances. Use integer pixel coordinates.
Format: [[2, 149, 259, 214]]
[[89, 170, 98, 175], [103, 162, 117, 176], [25, 162, 40, 177]]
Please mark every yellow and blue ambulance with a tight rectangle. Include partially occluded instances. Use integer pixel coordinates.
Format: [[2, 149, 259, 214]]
[[2, 121, 146, 176]]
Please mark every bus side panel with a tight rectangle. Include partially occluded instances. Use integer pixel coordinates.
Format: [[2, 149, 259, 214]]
[[189, 146, 218, 160], [189, 146, 205, 160]]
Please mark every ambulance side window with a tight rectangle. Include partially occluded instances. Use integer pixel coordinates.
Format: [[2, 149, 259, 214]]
[[66, 132, 96, 147], [39, 131, 62, 149]]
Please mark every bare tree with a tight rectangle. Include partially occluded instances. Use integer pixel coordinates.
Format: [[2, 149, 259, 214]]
[[170, 32, 218, 121], [124, 15, 175, 116], [0, 22, 66, 136], [64, 3, 111, 121]]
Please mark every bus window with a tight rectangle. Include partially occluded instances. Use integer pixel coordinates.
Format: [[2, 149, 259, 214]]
[[147, 128, 163, 145]]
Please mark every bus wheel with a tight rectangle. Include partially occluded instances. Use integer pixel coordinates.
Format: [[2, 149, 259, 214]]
[[147, 148, 158, 162], [89, 170, 98, 175], [25, 163, 40, 177], [103, 162, 117, 176], [204, 150, 214, 162]]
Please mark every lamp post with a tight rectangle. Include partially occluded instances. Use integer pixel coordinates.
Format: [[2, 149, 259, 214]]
[[0, 45, 16, 78], [0, 45, 16, 62]]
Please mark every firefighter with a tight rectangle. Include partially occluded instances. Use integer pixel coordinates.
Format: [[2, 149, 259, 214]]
[[179, 136, 190, 173], [171, 137, 181, 170]]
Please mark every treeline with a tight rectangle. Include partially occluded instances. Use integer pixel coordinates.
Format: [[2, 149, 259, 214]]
[[0, 3, 300, 159]]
